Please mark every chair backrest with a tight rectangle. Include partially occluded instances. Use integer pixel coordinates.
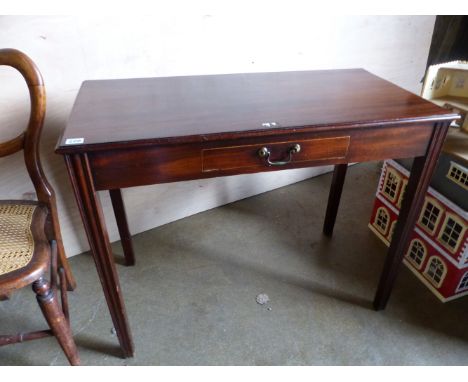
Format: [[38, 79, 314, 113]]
[[0, 48, 55, 206]]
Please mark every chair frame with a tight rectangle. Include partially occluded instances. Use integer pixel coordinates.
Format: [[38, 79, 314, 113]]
[[0, 49, 79, 365], [0, 48, 76, 290]]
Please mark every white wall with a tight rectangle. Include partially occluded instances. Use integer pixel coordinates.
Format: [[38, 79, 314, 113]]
[[0, 13, 435, 257]]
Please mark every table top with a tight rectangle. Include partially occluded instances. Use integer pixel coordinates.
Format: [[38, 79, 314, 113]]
[[56, 69, 458, 153]]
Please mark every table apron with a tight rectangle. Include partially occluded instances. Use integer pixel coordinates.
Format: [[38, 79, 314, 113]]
[[87, 124, 434, 190]]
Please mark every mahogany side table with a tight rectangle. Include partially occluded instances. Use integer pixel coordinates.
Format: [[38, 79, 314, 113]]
[[56, 69, 459, 358]]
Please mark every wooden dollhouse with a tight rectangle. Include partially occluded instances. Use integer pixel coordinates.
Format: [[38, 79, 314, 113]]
[[369, 150, 468, 302], [369, 60, 468, 302]]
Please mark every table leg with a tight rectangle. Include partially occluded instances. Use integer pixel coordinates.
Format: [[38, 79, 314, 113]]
[[64, 154, 134, 357], [109, 189, 136, 266], [373, 122, 450, 310], [323, 164, 348, 237]]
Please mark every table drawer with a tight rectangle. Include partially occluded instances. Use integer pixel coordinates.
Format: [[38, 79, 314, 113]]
[[202, 136, 350, 172], [88, 124, 434, 190]]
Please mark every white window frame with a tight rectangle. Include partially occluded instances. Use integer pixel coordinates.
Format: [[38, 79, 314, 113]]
[[382, 167, 402, 202], [437, 212, 466, 254], [456, 272, 468, 293], [446, 161, 468, 191], [397, 179, 408, 208], [388, 220, 397, 241], [406, 239, 427, 270], [374, 207, 390, 235], [418, 197, 444, 236], [424, 256, 447, 288]]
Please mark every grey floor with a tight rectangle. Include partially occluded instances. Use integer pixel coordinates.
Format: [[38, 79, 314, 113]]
[[1, 162, 468, 365]]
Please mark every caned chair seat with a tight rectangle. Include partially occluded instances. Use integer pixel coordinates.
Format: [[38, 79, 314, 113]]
[[0, 201, 50, 293], [0, 203, 37, 275]]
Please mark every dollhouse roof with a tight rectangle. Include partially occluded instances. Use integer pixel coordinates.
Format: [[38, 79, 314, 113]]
[[443, 128, 468, 167], [427, 60, 468, 70], [397, 151, 468, 212]]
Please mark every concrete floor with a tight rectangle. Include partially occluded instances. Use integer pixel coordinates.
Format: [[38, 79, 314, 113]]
[[1, 162, 468, 365]]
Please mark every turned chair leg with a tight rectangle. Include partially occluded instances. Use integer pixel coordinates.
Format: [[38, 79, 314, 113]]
[[32, 278, 80, 366]]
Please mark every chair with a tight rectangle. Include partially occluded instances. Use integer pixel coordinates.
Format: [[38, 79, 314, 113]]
[[0, 49, 80, 365]]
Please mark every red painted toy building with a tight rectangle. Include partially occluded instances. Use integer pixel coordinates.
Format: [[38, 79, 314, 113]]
[[370, 59, 468, 301], [369, 153, 468, 302]]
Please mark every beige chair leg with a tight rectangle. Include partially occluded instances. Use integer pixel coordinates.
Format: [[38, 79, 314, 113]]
[[33, 278, 80, 365]]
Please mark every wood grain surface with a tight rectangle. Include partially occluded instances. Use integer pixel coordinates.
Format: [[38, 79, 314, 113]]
[[57, 69, 458, 153]]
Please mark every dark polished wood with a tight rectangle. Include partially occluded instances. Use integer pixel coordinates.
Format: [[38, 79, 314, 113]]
[[57, 69, 454, 152], [56, 70, 458, 358], [0, 220, 80, 365], [373, 121, 451, 310], [323, 164, 348, 237], [0, 49, 79, 365], [64, 155, 134, 357], [0, 48, 76, 290], [0, 132, 25, 157], [33, 276, 79, 365], [0, 329, 52, 345], [87, 124, 434, 190], [109, 189, 135, 266]]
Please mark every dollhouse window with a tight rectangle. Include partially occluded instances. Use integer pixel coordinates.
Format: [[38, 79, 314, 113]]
[[406, 239, 426, 269], [447, 162, 468, 191], [397, 180, 408, 208], [438, 214, 465, 253], [418, 198, 443, 235], [457, 272, 468, 292], [455, 76, 465, 89], [424, 256, 446, 288], [382, 168, 401, 202], [374, 207, 390, 235]]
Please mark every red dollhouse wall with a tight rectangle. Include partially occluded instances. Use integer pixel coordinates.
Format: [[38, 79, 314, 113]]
[[369, 160, 468, 302]]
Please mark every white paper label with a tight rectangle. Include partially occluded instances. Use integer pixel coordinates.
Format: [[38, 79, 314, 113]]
[[65, 138, 84, 145], [262, 122, 279, 128]]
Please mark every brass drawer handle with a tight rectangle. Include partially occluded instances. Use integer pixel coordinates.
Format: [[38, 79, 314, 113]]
[[258, 144, 301, 166]]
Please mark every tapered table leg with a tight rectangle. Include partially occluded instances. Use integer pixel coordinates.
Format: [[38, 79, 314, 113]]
[[64, 154, 134, 358], [109, 189, 136, 266], [373, 122, 450, 310], [323, 164, 348, 237]]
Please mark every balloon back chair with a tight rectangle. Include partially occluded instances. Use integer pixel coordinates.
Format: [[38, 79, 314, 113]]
[[0, 49, 80, 365]]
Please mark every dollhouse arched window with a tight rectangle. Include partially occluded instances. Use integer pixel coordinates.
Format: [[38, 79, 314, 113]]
[[406, 239, 426, 269], [457, 272, 468, 292], [382, 168, 401, 202], [424, 256, 447, 288], [374, 207, 390, 235]]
